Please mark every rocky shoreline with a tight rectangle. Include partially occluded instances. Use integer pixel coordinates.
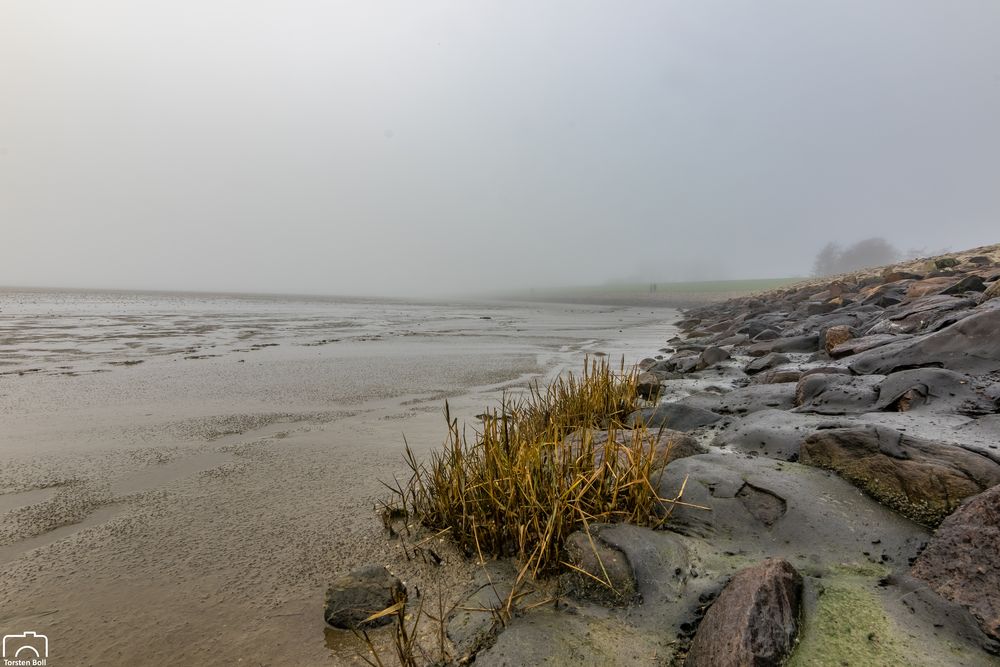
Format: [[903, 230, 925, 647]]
[[328, 245, 1000, 666]]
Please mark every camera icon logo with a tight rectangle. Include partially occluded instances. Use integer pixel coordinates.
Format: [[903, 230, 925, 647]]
[[2, 631, 49, 660]]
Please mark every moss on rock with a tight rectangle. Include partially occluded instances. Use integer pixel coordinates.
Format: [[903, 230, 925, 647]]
[[789, 583, 918, 667]]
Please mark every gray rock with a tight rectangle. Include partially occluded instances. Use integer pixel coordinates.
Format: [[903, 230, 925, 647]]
[[656, 452, 929, 567], [830, 333, 910, 358], [941, 275, 987, 295], [711, 409, 846, 460], [681, 384, 796, 415], [745, 353, 791, 375], [563, 428, 706, 469], [697, 346, 731, 370], [627, 402, 722, 432], [849, 304, 1000, 375], [750, 369, 802, 385], [746, 334, 819, 357], [560, 529, 638, 606], [874, 368, 987, 414], [323, 565, 406, 629], [792, 373, 883, 415], [752, 328, 780, 342]]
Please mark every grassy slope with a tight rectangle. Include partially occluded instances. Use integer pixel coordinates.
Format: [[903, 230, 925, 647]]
[[502, 277, 804, 306]]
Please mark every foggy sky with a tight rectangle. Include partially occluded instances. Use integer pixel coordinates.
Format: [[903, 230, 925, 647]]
[[2, 1, 999, 297]]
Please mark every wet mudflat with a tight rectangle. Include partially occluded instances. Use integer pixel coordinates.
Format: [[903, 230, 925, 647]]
[[0, 288, 676, 665]]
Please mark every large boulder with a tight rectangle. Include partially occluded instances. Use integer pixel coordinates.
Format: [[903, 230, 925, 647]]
[[324, 565, 406, 629], [849, 304, 1000, 375], [800, 425, 1000, 525], [876, 294, 976, 335], [910, 484, 1000, 643], [627, 402, 722, 432], [685, 559, 803, 667]]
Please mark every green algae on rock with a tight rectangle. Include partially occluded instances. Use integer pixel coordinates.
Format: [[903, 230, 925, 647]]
[[789, 584, 913, 667]]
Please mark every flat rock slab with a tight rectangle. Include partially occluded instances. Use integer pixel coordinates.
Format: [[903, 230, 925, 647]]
[[475, 607, 669, 666], [830, 333, 909, 358], [745, 353, 791, 375], [686, 559, 803, 667], [627, 402, 722, 432], [711, 409, 852, 460], [680, 384, 797, 416], [874, 368, 988, 414], [800, 425, 1000, 526], [793, 373, 883, 415], [746, 335, 819, 357], [849, 303, 1000, 375], [657, 452, 928, 569], [911, 484, 1000, 643]]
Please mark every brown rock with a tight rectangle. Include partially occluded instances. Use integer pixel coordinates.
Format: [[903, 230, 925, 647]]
[[686, 559, 803, 667], [911, 484, 1000, 642], [827, 281, 848, 298], [823, 325, 853, 355], [882, 268, 923, 282], [800, 425, 1000, 525], [983, 280, 1000, 303], [905, 277, 958, 300]]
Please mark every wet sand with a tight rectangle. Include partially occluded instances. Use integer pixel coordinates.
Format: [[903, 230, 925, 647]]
[[0, 289, 677, 665]]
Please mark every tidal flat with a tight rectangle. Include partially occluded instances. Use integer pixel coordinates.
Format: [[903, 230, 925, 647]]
[[0, 288, 677, 665]]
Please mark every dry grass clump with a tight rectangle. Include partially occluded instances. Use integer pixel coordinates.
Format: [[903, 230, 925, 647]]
[[388, 357, 680, 574]]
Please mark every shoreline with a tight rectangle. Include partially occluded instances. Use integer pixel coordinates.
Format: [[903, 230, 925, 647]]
[[0, 296, 677, 665], [347, 245, 1000, 666]]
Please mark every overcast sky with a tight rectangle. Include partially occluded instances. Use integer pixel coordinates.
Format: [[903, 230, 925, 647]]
[[2, 1, 998, 296]]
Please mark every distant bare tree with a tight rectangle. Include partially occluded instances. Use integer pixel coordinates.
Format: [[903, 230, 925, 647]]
[[812, 237, 900, 276], [812, 242, 842, 277]]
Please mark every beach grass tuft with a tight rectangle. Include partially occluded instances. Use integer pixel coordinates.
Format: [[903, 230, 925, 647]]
[[388, 357, 682, 574]]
